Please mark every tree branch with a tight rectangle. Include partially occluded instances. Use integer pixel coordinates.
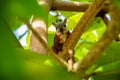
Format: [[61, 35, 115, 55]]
[[58, 0, 109, 61], [30, 18, 48, 54], [74, 1, 120, 74], [51, 0, 109, 12]]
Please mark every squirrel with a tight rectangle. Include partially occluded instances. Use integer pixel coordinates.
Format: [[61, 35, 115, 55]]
[[52, 18, 71, 54], [52, 18, 74, 71]]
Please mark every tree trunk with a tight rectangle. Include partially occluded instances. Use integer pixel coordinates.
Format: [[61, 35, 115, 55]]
[[30, 0, 53, 54]]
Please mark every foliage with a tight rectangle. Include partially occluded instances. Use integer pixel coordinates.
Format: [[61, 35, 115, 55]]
[[70, 0, 93, 2], [0, 0, 120, 80], [115, 0, 120, 8]]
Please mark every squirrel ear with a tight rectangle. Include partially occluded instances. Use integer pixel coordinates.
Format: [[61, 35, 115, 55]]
[[63, 18, 67, 24], [52, 22, 57, 28]]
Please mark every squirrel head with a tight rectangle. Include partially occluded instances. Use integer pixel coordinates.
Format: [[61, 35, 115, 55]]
[[52, 18, 69, 35]]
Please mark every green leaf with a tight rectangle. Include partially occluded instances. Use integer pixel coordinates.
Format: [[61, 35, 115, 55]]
[[60, 11, 79, 18], [0, 19, 23, 80], [9, 0, 47, 19], [115, 0, 120, 8], [0, 19, 22, 48], [24, 30, 30, 49], [1, 0, 47, 27], [93, 61, 120, 80], [70, 0, 93, 2], [93, 69, 120, 80], [68, 12, 84, 30], [48, 32, 55, 47], [48, 13, 56, 27], [95, 42, 120, 67], [103, 61, 120, 71], [85, 17, 106, 32], [8, 48, 80, 80]]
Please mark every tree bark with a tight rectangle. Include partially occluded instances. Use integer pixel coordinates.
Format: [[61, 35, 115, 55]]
[[30, 0, 53, 54], [51, 0, 109, 12], [30, 19, 48, 54]]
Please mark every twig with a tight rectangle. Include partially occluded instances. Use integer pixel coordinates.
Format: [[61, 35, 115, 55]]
[[74, 1, 120, 74]]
